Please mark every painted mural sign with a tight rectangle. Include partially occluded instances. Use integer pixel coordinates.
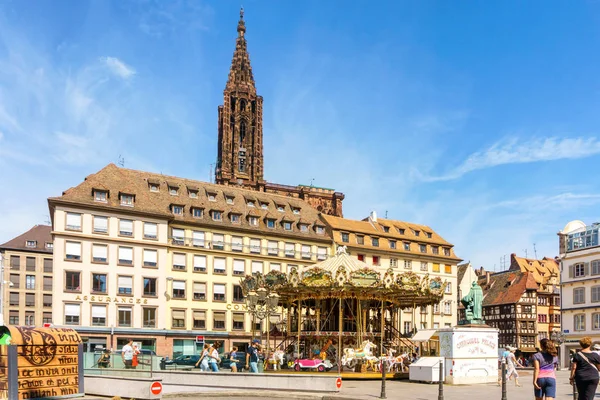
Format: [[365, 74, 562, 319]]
[[441, 331, 497, 358], [0, 326, 82, 400]]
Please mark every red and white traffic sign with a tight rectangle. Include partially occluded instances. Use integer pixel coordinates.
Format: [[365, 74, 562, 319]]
[[195, 335, 204, 343], [150, 381, 162, 395], [336, 377, 342, 389]]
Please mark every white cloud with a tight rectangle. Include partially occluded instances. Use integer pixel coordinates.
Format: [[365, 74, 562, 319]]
[[100, 56, 136, 80], [417, 136, 600, 181]]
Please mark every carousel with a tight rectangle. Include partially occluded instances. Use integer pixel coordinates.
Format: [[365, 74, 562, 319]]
[[241, 246, 448, 376]]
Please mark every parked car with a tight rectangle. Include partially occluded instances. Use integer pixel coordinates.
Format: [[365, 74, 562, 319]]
[[219, 352, 245, 371], [164, 354, 201, 368]]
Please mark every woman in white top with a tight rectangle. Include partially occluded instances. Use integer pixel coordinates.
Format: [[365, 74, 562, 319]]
[[506, 347, 523, 387]]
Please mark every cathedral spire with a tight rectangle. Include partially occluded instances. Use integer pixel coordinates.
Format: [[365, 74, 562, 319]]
[[226, 7, 255, 93]]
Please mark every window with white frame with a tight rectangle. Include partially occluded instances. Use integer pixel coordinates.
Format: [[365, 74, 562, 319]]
[[212, 234, 224, 250], [120, 194, 134, 206], [574, 263, 586, 278], [118, 276, 133, 295], [593, 313, 600, 330], [92, 244, 108, 263], [192, 231, 205, 247], [143, 249, 157, 267], [65, 241, 81, 261], [144, 223, 157, 239], [172, 228, 184, 245], [444, 301, 452, 315], [173, 253, 186, 271], [575, 314, 586, 331], [93, 215, 108, 233], [433, 303, 440, 313], [301, 245, 311, 259], [270, 263, 281, 272], [389, 240, 396, 249], [213, 257, 226, 274], [64, 304, 80, 325], [118, 247, 133, 265], [119, 219, 133, 236], [233, 259, 245, 275], [252, 261, 263, 274], [213, 284, 226, 301], [420, 262, 428, 271], [231, 236, 243, 252], [249, 216, 258, 226], [268, 241, 278, 255], [285, 243, 295, 257], [390, 258, 398, 268], [316, 226, 325, 235], [91, 305, 107, 326], [574, 287, 586, 304], [403, 242, 410, 251], [250, 238, 261, 253], [172, 205, 183, 215], [592, 286, 600, 303], [94, 190, 107, 202], [404, 260, 412, 270], [317, 247, 327, 261], [193, 282, 206, 300], [66, 212, 82, 231], [193, 255, 206, 273], [172, 281, 186, 299], [118, 307, 132, 327], [445, 282, 452, 294]]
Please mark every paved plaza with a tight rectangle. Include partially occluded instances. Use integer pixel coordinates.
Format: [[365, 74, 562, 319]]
[[148, 370, 581, 400]]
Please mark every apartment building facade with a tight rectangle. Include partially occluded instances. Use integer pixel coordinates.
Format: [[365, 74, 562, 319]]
[[0, 225, 54, 327], [558, 220, 600, 367]]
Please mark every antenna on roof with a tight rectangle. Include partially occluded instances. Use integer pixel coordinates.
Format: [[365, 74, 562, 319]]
[[533, 243, 538, 259], [385, 210, 388, 219], [309, 178, 315, 188], [43, 214, 51, 225], [118, 155, 125, 167], [524, 249, 528, 258]]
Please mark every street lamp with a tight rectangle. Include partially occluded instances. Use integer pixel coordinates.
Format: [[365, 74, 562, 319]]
[[551, 330, 565, 370], [245, 289, 279, 364]]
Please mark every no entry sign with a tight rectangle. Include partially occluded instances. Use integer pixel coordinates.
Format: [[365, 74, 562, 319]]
[[150, 381, 163, 395], [336, 377, 342, 389]]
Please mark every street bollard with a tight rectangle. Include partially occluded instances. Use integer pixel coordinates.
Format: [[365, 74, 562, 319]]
[[501, 359, 507, 400], [438, 359, 444, 400], [380, 358, 386, 399]]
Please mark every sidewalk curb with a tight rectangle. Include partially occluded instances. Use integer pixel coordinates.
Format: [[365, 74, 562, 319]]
[[164, 391, 327, 399]]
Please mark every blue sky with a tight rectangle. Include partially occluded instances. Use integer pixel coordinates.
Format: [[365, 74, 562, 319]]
[[1, 0, 600, 269]]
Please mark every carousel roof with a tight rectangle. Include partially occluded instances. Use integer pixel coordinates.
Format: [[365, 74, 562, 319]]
[[241, 246, 447, 307]]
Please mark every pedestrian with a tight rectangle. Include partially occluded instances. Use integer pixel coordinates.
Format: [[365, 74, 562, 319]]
[[195, 344, 210, 371], [533, 338, 559, 400], [592, 343, 600, 357], [121, 339, 134, 369], [245, 339, 260, 373], [506, 346, 523, 387], [570, 336, 600, 400], [229, 346, 239, 372], [208, 342, 221, 372], [97, 349, 111, 368], [131, 344, 141, 369]]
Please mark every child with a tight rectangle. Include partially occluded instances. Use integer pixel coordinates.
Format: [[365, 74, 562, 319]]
[[230, 346, 239, 372]]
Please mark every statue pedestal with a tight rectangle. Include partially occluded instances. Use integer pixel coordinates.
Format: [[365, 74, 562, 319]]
[[438, 326, 499, 385]]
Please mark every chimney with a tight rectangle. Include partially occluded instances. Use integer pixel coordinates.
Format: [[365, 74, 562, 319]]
[[370, 211, 377, 223], [486, 271, 491, 287]]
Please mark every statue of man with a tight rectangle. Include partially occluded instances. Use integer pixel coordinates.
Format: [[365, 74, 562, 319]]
[[461, 281, 484, 322]]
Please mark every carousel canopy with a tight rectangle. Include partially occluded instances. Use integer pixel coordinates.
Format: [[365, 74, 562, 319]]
[[241, 246, 447, 307]]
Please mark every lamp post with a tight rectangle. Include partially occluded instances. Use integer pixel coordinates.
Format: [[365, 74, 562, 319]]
[[551, 330, 565, 370], [245, 289, 279, 365]]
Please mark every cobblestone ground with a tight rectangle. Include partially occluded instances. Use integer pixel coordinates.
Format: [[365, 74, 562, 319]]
[[159, 370, 582, 400]]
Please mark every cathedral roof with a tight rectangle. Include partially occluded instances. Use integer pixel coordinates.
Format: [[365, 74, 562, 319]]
[[48, 163, 332, 242], [225, 8, 256, 94]]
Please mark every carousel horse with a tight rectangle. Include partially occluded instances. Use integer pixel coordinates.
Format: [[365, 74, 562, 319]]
[[266, 350, 285, 370], [341, 340, 375, 369], [320, 339, 333, 361]]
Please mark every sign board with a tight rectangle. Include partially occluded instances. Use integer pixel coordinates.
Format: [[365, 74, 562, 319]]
[[150, 381, 162, 395], [564, 330, 570, 333], [439, 330, 497, 359], [336, 377, 342, 389], [195, 336, 204, 344]]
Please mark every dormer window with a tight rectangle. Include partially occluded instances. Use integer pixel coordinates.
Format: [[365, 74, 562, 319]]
[[26, 240, 37, 248], [292, 208, 300, 215], [260, 202, 268, 210], [247, 200, 255, 207], [120, 194, 134, 207], [414, 230, 420, 237], [425, 232, 432, 239], [267, 219, 276, 229], [171, 205, 184, 215], [389, 240, 397, 249], [192, 208, 203, 218], [149, 183, 159, 192], [397, 228, 405, 234], [94, 190, 108, 202], [372, 237, 379, 247], [419, 244, 427, 253], [226, 197, 234, 205], [169, 186, 178, 196], [45, 242, 53, 250], [189, 189, 198, 198], [356, 235, 364, 245], [432, 246, 439, 255], [249, 216, 258, 226], [211, 210, 222, 221], [207, 193, 217, 202], [299, 224, 308, 232], [383, 226, 390, 233], [283, 222, 292, 231], [277, 205, 285, 212], [443, 248, 451, 256], [231, 214, 241, 224], [404, 242, 410, 251], [316, 226, 325, 235]]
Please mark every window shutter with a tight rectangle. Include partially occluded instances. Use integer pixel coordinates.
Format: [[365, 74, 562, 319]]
[[144, 223, 157, 237], [66, 242, 81, 257], [252, 261, 263, 274], [144, 249, 157, 263], [173, 253, 186, 266], [172, 228, 184, 239], [270, 263, 281, 272], [192, 231, 205, 247], [92, 306, 106, 318], [193, 282, 206, 293], [94, 216, 108, 231], [93, 245, 107, 259], [173, 281, 185, 290], [118, 276, 132, 289], [172, 310, 185, 319], [65, 304, 80, 316], [194, 255, 206, 269], [119, 247, 133, 261], [233, 260, 245, 274], [214, 258, 226, 271], [214, 284, 225, 294], [569, 265, 574, 279]]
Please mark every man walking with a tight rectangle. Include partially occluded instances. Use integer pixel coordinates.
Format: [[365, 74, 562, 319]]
[[245, 339, 260, 373], [121, 339, 134, 369]]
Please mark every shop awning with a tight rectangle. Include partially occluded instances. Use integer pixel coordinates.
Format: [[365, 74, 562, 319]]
[[412, 329, 437, 342]]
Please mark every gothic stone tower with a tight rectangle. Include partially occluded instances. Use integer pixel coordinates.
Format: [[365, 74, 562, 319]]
[[215, 9, 265, 190]]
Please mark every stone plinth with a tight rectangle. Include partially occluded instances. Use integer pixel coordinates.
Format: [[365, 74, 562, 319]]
[[438, 326, 499, 385]]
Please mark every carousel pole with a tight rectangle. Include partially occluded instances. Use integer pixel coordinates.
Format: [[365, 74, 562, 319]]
[[316, 302, 321, 334], [297, 299, 302, 359], [380, 300, 386, 399], [338, 298, 343, 374]]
